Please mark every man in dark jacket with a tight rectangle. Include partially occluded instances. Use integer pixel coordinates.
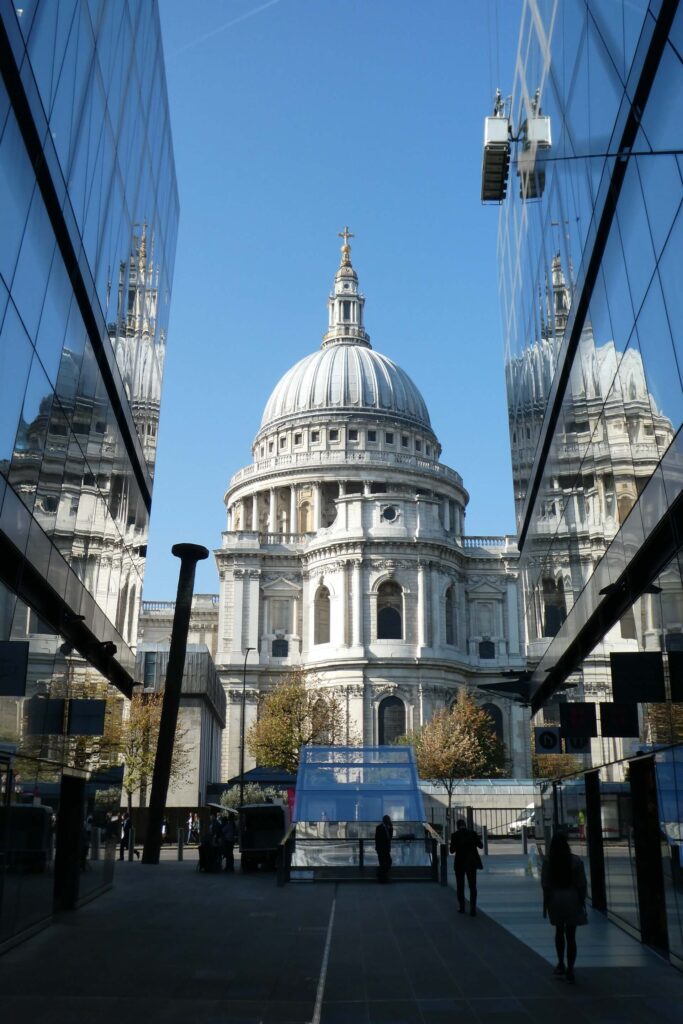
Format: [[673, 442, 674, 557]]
[[450, 818, 483, 915], [374, 815, 393, 883]]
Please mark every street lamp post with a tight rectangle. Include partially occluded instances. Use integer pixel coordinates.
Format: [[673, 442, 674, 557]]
[[239, 647, 254, 808]]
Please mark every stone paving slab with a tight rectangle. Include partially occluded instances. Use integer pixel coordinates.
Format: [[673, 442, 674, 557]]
[[0, 851, 680, 1023]]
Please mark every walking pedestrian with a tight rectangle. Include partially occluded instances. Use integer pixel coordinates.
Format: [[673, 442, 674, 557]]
[[374, 815, 393, 883], [541, 832, 588, 984], [450, 818, 483, 916], [119, 811, 140, 860]]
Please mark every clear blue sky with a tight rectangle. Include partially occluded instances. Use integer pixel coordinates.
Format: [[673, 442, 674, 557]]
[[145, 0, 522, 598]]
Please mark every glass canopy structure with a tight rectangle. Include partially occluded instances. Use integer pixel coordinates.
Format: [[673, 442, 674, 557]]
[[293, 746, 425, 824]]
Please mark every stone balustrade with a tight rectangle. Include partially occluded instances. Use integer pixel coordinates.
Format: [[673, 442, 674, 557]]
[[229, 448, 463, 489]]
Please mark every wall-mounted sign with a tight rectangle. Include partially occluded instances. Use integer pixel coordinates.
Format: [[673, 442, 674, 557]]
[[535, 726, 561, 754]]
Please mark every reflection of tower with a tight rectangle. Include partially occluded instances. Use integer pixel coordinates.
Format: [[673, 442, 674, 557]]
[[111, 224, 164, 475], [508, 254, 675, 776]]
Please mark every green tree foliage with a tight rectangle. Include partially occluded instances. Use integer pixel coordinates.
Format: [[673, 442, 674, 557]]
[[401, 690, 506, 829], [119, 691, 192, 812], [246, 669, 347, 773], [532, 752, 583, 779], [220, 783, 285, 809], [644, 702, 683, 746]]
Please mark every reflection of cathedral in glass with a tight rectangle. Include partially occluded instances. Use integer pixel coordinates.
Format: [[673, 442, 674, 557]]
[[111, 224, 165, 476], [498, 0, 683, 965], [0, 0, 178, 942], [215, 236, 529, 781], [507, 253, 676, 770]]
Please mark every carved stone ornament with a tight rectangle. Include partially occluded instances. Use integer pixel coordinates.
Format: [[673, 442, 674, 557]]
[[248, 569, 261, 579], [226, 686, 260, 702], [233, 568, 246, 579], [372, 683, 397, 697], [371, 559, 412, 572], [346, 684, 365, 698], [263, 573, 300, 584]]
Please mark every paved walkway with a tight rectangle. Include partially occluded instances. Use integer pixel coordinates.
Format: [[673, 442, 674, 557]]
[[0, 847, 680, 1023]]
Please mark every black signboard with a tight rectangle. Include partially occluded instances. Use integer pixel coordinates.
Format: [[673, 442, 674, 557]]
[[610, 652, 665, 702], [668, 650, 683, 702], [600, 702, 639, 738], [26, 697, 66, 735], [0, 641, 29, 696], [565, 735, 592, 754], [534, 726, 561, 754], [67, 699, 106, 736], [559, 702, 597, 738]]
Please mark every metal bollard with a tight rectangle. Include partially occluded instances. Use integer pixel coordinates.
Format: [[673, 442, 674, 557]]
[[177, 827, 184, 861], [522, 825, 528, 855], [90, 827, 100, 862], [439, 843, 448, 886], [482, 825, 489, 856], [359, 837, 364, 869], [128, 826, 136, 862]]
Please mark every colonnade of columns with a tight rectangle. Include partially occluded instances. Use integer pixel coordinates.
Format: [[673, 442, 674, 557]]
[[227, 482, 322, 535], [302, 559, 455, 651], [224, 557, 518, 662]]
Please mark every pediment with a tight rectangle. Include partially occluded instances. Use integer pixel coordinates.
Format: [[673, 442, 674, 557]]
[[261, 576, 302, 594], [466, 577, 506, 596]]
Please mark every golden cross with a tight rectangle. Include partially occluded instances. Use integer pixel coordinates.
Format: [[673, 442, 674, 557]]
[[338, 226, 354, 246]]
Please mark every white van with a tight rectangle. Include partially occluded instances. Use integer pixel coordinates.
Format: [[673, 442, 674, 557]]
[[508, 804, 536, 838]]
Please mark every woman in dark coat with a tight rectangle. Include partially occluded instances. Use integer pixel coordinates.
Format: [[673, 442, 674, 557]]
[[541, 832, 587, 983]]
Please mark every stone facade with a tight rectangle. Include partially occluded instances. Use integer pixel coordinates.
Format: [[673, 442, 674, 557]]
[[212, 237, 529, 782]]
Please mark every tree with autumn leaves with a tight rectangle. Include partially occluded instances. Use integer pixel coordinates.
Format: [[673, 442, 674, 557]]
[[119, 691, 192, 812], [246, 670, 348, 773], [401, 690, 506, 829]]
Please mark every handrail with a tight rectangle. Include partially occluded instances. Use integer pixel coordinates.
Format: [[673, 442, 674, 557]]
[[279, 822, 296, 847], [423, 822, 442, 843]]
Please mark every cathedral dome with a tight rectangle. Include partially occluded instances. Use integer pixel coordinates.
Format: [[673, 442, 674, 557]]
[[260, 345, 431, 431], [260, 231, 432, 433]]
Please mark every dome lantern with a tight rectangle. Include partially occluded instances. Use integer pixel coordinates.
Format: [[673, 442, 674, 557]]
[[322, 226, 370, 350], [258, 233, 434, 435]]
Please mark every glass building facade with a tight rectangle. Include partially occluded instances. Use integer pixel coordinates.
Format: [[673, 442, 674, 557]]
[[499, 0, 683, 966], [0, 0, 178, 947]]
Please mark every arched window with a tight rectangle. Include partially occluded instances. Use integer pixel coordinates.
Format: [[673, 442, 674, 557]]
[[378, 696, 405, 744], [299, 501, 311, 532], [314, 586, 330, 644], [542, 577, 566, 637], [445, 585, 456, 645], [481, 702, 504, 743], [377, 580, 402, 639], [479, 640, 495, 659]]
